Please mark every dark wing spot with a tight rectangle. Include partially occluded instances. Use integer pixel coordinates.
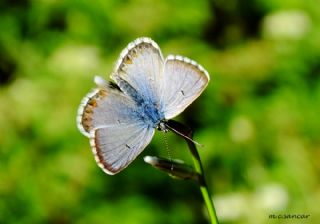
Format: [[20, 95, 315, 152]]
[[181, 90, 185, 96], [125, 144, 131, 149]]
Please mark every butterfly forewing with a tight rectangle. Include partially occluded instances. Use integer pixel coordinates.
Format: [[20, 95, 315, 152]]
[[112, 37, 164, 107], [77, 83, 138, 137]]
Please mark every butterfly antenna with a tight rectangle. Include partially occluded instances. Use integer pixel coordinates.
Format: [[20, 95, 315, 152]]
[[162, 132, 173, 171], [164, 123, 204, 147]]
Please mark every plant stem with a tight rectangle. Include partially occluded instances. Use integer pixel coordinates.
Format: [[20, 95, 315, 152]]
[[166, 120, 219, 224], [190, 145, 219, 224]]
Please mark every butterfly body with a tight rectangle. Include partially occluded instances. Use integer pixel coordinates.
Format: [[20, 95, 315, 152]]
[[114, 76, 165, 128], [77, 37, 209, 174]]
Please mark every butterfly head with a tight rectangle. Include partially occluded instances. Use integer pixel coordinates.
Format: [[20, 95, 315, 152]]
[[157, 121, 169, 133]]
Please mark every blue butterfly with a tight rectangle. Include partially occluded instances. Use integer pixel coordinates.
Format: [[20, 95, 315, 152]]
[[77, 37, 210, 174]]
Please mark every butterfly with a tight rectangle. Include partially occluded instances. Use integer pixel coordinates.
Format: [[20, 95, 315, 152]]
[[77, 37, 210, 175]]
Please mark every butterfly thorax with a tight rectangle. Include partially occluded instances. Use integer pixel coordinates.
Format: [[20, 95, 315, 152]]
[[115, 76, 165, 127]]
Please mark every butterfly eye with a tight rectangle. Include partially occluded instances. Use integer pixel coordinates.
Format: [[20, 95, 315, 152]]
[[156, 122, 168, 132]]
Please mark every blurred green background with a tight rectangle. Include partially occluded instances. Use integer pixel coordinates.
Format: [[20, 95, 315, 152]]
[[1, 0, 320, 223]]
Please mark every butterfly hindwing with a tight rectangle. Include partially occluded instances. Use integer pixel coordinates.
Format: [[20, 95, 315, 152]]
[[160, 55, 210, 119], [90, 123, 154, 174]]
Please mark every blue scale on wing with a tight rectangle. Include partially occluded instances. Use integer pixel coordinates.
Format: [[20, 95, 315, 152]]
[[114, 76, 164, 127]]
